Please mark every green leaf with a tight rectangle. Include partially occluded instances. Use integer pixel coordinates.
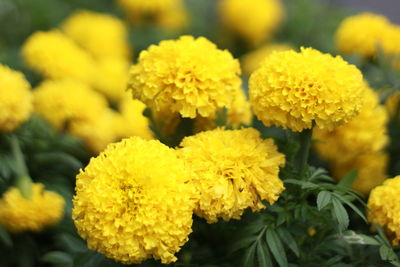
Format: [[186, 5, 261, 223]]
[[266, 228, 288, 267], [228, 236, 257, 255], [338, 169, 358, 188], [277, 228, 299, 257], [332, 193, 367, 222], [42, 251, 73, 266], [317, 191, 331, 211], [342, 231, 380, 246], [0, 225, 12, 247], [257, 240, 273, 267], [285, 179, 317, 189], [332, 198, 349, 232], [242, 243, 256, 267]]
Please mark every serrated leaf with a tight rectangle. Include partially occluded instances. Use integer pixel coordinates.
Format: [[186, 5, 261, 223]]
[[343, 231, 380, 246], [257, 240, 273, 267], [0, 225, 12, 247], [266, 229, 288, 267], [277, 228, 299, 257], [317, 191, 331, 211], [42, 251, 73, 265], [242, 243, 256, 267], [338, 169, 358, 188], [332, 198, 349, 231], [332, 193, 367, 222]]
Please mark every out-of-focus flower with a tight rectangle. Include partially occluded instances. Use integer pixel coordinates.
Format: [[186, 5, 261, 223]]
[[119, 98, 154, 140], [73, 137, 195, 264], [62, 10, 131, 60], [0, 65, 32, 132], [155, 2, 188, 30], [0, 183, 65, 233], [128, 36, 241, 119], [368, 176, 400, 245], [218, 0, 284, 46], [385, 90, 400, 119], [22, 30, 95, 84], [178, 128, 285, 223], [249, 47, 365, 132], [241, 43, 292, 75]]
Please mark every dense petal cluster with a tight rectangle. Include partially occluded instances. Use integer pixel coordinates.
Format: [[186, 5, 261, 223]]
[[336, 13, 400, 58], [314, 88, 389, 163], [127, 36, 241, 118], [178, 128, 285, 223], [218, 0, 283, 46], [249, 47, 365, 131], [368, 176, 400, 245], [62, 10, 130, 60], [241, 44, 292, 75], [22, 30, 95, 84], [0, 183, 65, 233], [0, 65, 33, 132], [73, 137, 195, 264], [119, 98, 154, 140]]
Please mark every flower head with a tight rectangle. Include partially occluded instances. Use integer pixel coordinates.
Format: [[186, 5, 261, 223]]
[[73, 137, 195, 264], [119, 98, 154, 140], [22, 30, 95, 84], [127, 36, 241, 118], [0, 183, 65, 233], [249, 47, 365, 131], [62, 10, 131, 60], [218, 0, 283, 46], [0, 65, 33, 132], [178, 128, 285, 223], [368, 176, 400, 245]]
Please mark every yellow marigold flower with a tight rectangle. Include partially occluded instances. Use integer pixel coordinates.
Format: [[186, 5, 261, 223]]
[[241, 43, 292, 75], [119, 98, 154, 140], [0, 183, 65, 233], [332, 152, 388, 195], [22, 30, 95, 84], [93, 57, 130, 103], [73, 137, 195, 264], [178, 128, 285, 223], [0, 65, 33, 132], [218, 0, 283, 46], [368, 176, 400, 245], [314, 88, 389, 164], [336, 13, 400, 58], [127, 36, 241, 119], [385, 90, 400, 119], [249, 47, 365, 132], [155, 2, 188, 30], [62, 10, 131, 60], [33, 79, 108, 131]]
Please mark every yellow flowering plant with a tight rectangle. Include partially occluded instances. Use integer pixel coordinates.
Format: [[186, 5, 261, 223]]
[[1, 0, 400, 266]]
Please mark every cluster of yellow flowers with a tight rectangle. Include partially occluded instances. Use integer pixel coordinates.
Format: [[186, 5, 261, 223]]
[[314, 87, 389, 194], [21, 10, 153, 153], [0, 65, 33, 132], [218, 0, 284, 46], [368, 176, 400, 245], [249, 47, 365, 132], [0, 183, 65, 233], [336, 13, 400, 60]]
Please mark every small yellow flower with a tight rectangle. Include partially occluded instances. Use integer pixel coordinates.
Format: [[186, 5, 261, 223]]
[[127, 36, 241, 119], [0, 65, 33, 132], [73, 137, 195, 264], [178, 128, 285, 223], [218, 0, 284, 46], [249, 47, 365, 132], [62, 10, 131, 60], [22, 30, 95, 84], [0, 183, 65, 233], [368, 176, 400, 245]]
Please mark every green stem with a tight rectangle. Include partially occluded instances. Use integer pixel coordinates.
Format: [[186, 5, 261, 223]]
[[9, 135, 32, 199], [297, 127, 313, 172]]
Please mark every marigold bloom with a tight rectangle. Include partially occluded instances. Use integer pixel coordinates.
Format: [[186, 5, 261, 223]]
[[178, 128, 285, 223], [368, 176, 400, 245], [73, 137, 195, 264], [219, 0, 283, 46], [22, 30, 95, 84], [155, 2, 188, 30], [127, 36, 241, 118], [119, 98, 154, 140], [62, 10, 131, 60], [0, 183, 65, 233], [314, 88, 389, 164], [241, 44, 292, 75], [249, 47, 365, 131], [332, 152, 388, 195], [0, 65, 33, 132]]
